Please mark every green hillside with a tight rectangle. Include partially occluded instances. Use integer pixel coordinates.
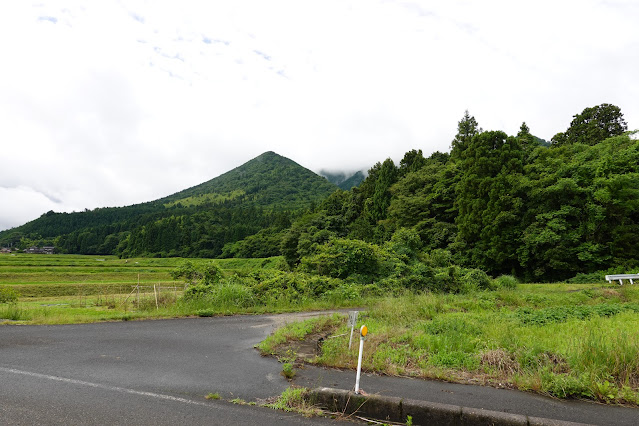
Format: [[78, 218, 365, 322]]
[[320, 169, 366, 190], [337, 171, 365, 190], [0, 152, 338, 258], [160, 151, 338, 209]]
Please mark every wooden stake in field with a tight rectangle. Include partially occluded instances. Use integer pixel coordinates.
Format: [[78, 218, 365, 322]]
[[137, 274, 140, 308], [153, 284, 159, 310]]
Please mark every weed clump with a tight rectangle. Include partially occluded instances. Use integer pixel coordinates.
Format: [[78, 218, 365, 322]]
[[494, 275, 519, 290], [281, 362, 296, 379], [264, 387, 321, 417], [0, 287, 19, 304], [0, 304, 31, 321]]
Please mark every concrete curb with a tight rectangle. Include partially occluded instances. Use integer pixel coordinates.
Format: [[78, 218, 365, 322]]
[[308, 387, 592, 426]]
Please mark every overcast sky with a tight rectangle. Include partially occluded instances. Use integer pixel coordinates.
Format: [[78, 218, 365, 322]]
[[1, 1, 638, 231]]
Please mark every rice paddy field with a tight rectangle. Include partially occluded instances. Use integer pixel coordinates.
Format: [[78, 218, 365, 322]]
[[0, 253, 282, 323]]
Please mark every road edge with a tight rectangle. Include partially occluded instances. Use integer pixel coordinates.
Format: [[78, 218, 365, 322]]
[[308, 387, 592, 426]]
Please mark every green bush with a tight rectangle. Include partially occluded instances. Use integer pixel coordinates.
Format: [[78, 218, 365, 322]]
[[213, 283, 255, 308], [567, 272, 607, 284], [203, 263, 224, 284], [0, 287, 19, 304], [183, 284, 215, 300], [398, 262, 435, 291], [462, 268, 494, 291], [432, 266, 463, 293], [494, 275, 519, 289], [298, 238, 388, 280], [0, 304, 30, 320], [384, 227, 422, 260], [172, 261, 224, 286], [250, 270, 342, 302], [426, 249, 452, 267], [321, 283, 362, 303]]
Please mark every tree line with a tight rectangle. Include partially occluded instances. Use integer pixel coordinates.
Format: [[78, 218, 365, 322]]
[[277, 103, 637, 282]]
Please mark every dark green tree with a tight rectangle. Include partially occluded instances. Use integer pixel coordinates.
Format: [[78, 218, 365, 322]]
[[551, 103, 628, 146], [387, 158, 458, 252], [454, 130, 525, 275], [450, 110, 481, 159], [519, 133, 639, 281], [517, 122, 535, 154], [399, 149, 427, 176]]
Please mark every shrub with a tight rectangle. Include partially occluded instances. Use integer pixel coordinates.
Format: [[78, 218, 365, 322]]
[[299, 238, 386, 280], [384, 227, 422, 260], [321, 283, 361, 303], [183, 284, 215, 300], [249, 270, 344, 302], [171, 261, 203, 285], [432, 266, 464, 293], [462, 268, 494, 291], [0, 287, 19, 304], [250, 270, 307, 302], [203, 263, 224, 285], [398, 262, 435, 291], [213, 283, 255, 308], [568, 272, 606, 284], [426, 249, 452, 267], [494, 275, 519, 290], [172, 261, 224, 286]]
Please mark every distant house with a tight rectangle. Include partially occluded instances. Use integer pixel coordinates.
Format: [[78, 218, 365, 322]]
[[24, 246, 55, 254], [0, 247, 11, 254]]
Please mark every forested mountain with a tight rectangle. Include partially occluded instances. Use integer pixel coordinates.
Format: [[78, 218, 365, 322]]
[[320, 170, 366, 190], [0, 151, 338, 258], [3, 104, 637, 282], [160, 151, 338, 209]]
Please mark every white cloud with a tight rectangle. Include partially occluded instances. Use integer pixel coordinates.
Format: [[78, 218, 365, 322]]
[[0, 0, 638, 230]]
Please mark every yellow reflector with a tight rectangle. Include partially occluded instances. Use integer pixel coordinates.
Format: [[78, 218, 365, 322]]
[[360, 325, 368, 337]]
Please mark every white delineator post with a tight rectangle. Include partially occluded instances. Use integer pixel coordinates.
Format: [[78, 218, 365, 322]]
[[347, 311, 359, 349], [354, 325, 367, 394]]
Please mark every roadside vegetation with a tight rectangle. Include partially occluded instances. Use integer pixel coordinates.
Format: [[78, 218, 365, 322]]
[[3, 255, 639, 408], [259, 284, 639, 407]]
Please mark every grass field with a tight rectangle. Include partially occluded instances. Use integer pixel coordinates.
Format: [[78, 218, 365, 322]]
[[0, 253, 370, 324], [0, 254, 281, 295], [0, 254, 289, 323], [260, 283, 639, 406]]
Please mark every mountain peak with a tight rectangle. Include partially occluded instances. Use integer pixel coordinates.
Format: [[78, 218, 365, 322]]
[[0, 151, 339, 256], [159, 151, 337, 209]]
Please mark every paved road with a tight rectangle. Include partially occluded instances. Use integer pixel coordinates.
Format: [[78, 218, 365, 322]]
[[0, 314, 341, 425], [2, 314, 638, 425]]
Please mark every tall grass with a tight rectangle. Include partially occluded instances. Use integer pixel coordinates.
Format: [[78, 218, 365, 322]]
[[267, 285, 639, 406], [0, 304, 32, 321]]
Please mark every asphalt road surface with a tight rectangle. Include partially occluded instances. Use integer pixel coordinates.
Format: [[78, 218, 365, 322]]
[[2, 313, 638, 425], [0, 313, 343, 425]]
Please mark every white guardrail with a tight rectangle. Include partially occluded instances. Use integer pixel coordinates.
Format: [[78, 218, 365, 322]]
[[605, 274, 639, 285]]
